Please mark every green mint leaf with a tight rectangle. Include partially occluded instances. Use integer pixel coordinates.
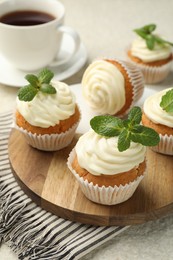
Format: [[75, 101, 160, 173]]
[[90, 115, 124, 137], [154, 35, 165, 45], [163, 40, 173, 47], [123, 119, 130, 128], [40, 83, 57, 94], [160, 89, 173, 112], [154, 35, 173, 47], [146, 35, 155, 50], [90, 106, 160, 152], [18, 68, 56, 102], [131, 125, 160, 146], [133, 29, 147, 39], [133, 24, 156, 39], [25, 74, 39, 87], [128, 106, 142, 126], [18, 85, 38, 101], [118, 129, 131, 152], [142, 24, 156, 33], [38, 68, 54, 84], [133, 24, 173, 50]]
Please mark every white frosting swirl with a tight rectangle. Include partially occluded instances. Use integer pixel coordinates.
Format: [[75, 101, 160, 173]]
[[131, 36, 172, 62], [143, 88, 173, 127], [75, 129, 146, 176], [82, 60, 125, 115], [16, 80, 76, 128]]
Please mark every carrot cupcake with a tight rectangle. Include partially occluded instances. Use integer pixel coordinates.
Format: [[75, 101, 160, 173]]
[[15, 69, 80, 151], [68, 107, 160, 205], [127, 24, 173, 84], [81, 58, 144, 117], [142, 88, 173, 155]]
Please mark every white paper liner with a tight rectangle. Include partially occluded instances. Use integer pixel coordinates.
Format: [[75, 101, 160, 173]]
[[116, 60, 144, 116], [126, 52, 172, 84], [14, 117, 80, 151], [151, 134, 173, 155], [67, 148, 145, 205]]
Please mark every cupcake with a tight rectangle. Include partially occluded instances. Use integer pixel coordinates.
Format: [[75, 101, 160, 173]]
[[68, 107, 160, 205], [142, 88, 173, 155], [127, 24, 173, 84], [81, 58, 144, 117], [15, 69, 80, 151]]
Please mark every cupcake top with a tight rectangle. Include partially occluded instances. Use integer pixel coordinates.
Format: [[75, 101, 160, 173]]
[[143, 88, 173, 128], [17, 69, 76, 128], [131, 36, 172, 62], [75, 129, 146, 176], [75, 107, 160, 176], [131, 24, 173, 62], [81, 59, 125, 115]]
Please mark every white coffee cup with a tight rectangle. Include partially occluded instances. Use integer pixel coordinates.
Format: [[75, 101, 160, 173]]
[[0, 0, 81, 71]]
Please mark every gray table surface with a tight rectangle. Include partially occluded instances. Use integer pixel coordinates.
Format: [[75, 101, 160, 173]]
[[1, 0, 173, 259]]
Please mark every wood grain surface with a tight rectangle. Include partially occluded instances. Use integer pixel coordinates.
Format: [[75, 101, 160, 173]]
[[8, 129, 173, 226]]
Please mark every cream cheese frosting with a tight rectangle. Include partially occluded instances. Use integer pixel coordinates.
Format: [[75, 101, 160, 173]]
[[143, 88, 173, 127], [81, 60, 125, 115], [16, 80, 76, 128], [75, 129, 146, 176], [131, 36, 172, 62]]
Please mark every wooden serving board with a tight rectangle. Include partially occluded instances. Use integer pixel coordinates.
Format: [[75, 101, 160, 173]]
[[8, 129, 173, 226]]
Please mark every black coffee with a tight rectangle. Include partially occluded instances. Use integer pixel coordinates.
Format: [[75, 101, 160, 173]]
[[0, 10, 55, 26]]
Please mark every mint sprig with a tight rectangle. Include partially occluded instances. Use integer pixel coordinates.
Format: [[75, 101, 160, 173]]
[[134, 24, 173, 50], [160, 89, 173, 113], [18, 68, 56, 102], [90, 106, 160, 152]]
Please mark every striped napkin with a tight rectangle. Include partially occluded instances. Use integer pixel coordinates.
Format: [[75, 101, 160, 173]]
[[0, 112, 127, 260]]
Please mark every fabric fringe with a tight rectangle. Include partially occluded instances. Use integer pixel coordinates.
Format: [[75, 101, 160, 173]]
[[0, 112, 128, 259], [0, 192, 26, 243]]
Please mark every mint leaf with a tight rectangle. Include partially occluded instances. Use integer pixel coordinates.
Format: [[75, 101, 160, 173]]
[[90, 116, 124, 137], [133, 23, 173, 50], [118, 129, 131, 152], [123, 119, 130, 128], [38, 68, 54, 84], [90, 106, 160, 152], [131, 125, 160, 146], [142, 24, 156, 33], [154, 35, 173, 47], [25, 74, 39, 87], [128, 106, 142, 126], [133, 29, 147, 39], [154, 35, 165, 45], [40, 83, 57, 94], [160, 89, 173, 112], [146, 35, 155, 50], [163, 40, 173, 47], [134, 24, 156, 37], [18, 85, 38, 101], [18, 68, 56, 102]]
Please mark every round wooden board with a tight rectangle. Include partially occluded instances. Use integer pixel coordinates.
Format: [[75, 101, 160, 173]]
[[8, 129, 173, 226]]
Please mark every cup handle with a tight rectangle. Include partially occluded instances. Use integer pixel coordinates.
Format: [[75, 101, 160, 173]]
[[49, 25, 81, 67]]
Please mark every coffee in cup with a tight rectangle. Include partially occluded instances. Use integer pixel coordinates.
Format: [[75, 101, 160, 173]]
[[0, 10, 55, 26], [0, 0, 81, 71]]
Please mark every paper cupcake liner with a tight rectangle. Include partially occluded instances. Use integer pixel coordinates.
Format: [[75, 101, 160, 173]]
[[115, 59, 144, 116], [14, 118, 80, 151], [67, 148, 145, 205], [151, 134, 173, 155], [127, 55, 172, 84]]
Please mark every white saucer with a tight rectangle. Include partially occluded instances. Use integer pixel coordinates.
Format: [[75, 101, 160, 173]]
[[0, 35, 87, 88]]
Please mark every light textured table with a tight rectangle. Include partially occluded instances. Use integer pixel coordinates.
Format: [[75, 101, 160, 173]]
[[1, 0, 173, 259]]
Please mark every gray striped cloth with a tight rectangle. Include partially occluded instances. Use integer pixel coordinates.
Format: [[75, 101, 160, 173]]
[[0, 112, 128, 260]]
